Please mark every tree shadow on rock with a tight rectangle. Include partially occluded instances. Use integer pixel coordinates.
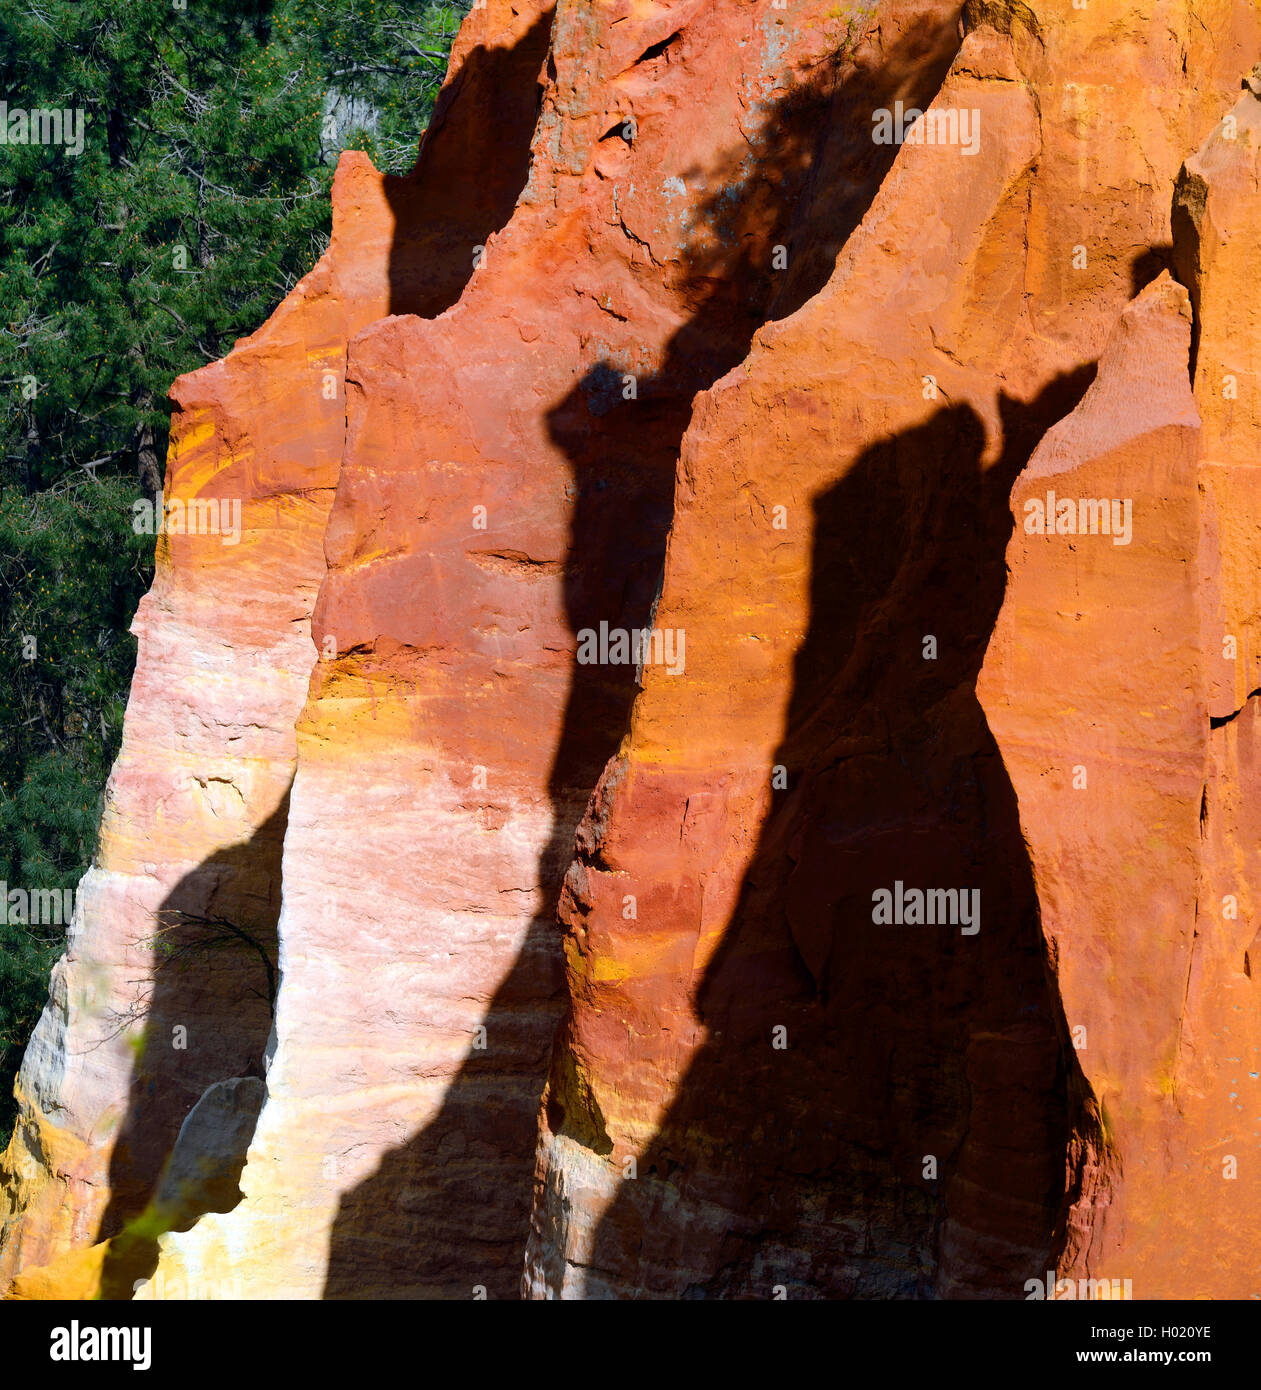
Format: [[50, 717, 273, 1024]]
[[94, 785, 289, 1299], [580, 372, 1102, 1298], [384, 5, 556, 318]]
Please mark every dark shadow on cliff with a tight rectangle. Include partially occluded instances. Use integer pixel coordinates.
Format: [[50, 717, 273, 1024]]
[[93, 786, 289, 1299], [1131, 243, 1174, 300], [384, 6, 555, 317], [571, 373, 1102, 1298], [322, 14, 963, 1298]]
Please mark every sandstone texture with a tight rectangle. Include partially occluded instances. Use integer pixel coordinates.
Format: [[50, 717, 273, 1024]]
[[978, 85, 1261, 1298], [0, 0, 552, 1298], [4, 0, 1261, 1301]]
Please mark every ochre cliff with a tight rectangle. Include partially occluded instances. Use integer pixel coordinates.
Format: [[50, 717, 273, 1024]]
[[978, 85, 1261, 1298], [528, 0, 1260, 1299], [0, 0, 555, 1297], [3, 0, 1261, 1301]]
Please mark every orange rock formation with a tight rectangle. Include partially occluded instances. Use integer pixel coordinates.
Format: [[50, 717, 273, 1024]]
[[3, 0, 1261, 1301]]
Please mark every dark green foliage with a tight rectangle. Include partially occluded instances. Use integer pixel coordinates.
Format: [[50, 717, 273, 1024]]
[[0, 0, 465, 1145]]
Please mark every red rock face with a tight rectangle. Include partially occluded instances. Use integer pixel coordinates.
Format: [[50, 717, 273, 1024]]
[[978, 88, 1261, 1300], [147, 0, 966, 1302], [525, 0, 1260, 1300], [4, 0, 1261, 1302]]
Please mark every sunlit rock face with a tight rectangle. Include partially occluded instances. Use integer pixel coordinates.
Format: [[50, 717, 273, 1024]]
[[523, 0, 1259, 1300], [0, 0, 554, 1298], [0, 148, 384, 1296], [4, 0, 1261, 1302], [139, 0, 965, 1303], [979, 82, 1261, 1300]]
